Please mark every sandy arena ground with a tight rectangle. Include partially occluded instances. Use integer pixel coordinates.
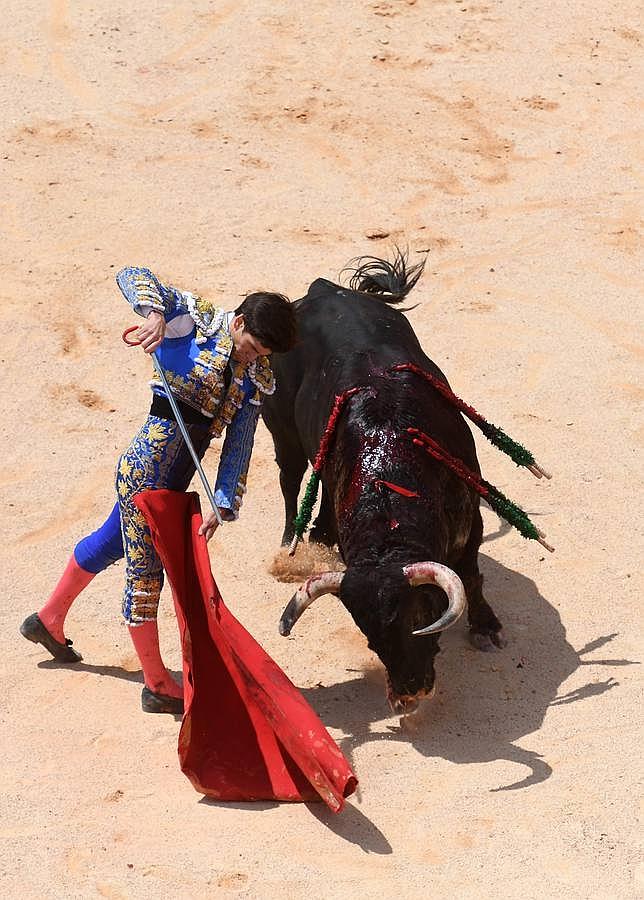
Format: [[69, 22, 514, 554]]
[[1, 2, 642, 898]]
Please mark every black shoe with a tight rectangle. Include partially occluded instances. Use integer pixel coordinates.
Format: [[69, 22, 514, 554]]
[[19, 613, 82, 663], [141, 686, 184, 715]]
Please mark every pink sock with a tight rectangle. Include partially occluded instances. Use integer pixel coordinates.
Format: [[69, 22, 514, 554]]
[[38, 555, 95, 643], [128, 620, 182, 699]]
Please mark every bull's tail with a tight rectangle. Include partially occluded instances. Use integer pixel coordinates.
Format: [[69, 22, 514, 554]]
[[342, 247, 425, 304]]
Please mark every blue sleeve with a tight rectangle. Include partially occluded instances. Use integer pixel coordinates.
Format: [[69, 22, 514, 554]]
[[116, 266, 188, 321], [214, 398, 261, 520]]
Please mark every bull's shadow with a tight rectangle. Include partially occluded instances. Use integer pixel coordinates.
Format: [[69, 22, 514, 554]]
[[300, 552, 631, 792]]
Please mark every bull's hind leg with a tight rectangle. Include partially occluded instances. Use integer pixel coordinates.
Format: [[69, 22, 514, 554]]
[[457, 510, 506, 652]]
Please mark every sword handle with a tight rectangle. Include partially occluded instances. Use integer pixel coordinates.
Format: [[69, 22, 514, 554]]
[[122, 325, 142, 346]]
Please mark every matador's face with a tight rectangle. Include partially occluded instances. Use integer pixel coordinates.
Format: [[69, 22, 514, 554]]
[[229, 314, 272, 365]]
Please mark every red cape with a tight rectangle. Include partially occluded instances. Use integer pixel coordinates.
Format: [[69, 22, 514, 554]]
[[133, 490, 357, 812]]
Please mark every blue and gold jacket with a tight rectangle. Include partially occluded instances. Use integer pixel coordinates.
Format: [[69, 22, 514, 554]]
[[117, 266, 275, 520]]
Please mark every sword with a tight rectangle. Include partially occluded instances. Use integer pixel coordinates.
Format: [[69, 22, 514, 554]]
[[123, 326, 224, 527]]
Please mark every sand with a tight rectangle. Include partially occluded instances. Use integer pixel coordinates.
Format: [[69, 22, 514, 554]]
[[1, 1, 642, 897]]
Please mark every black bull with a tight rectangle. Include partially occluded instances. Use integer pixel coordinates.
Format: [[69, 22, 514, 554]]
[[262, 264, 505, 711]]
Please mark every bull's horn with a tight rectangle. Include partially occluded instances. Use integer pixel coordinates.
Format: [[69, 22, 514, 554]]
[[278, 571, 345, 636], [403, 562, 467, 636]]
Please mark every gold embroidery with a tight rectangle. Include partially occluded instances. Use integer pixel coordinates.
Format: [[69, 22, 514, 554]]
[[146, 422, 170, 443], [249, 356, 275, 394], [210, 379, 244, 437], [183, 293, 226, 336], [146, 324, 274, 433], [196, 296, 215, 316], [150, 332, 234, 417]]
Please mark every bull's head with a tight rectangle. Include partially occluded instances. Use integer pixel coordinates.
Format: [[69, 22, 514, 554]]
[[279, 560, 466, 713]]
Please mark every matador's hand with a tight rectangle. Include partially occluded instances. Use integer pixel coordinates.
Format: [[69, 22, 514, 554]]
[[198, 510, 222, 542], [136, 310, 166, 353]]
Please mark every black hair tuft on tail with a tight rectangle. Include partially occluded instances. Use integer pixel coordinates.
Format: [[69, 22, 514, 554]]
[[341, 247, 426, 305]]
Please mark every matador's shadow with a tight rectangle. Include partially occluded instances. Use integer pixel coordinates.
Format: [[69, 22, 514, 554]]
[[37, 660, 183, 686], [300, 552, 635, 793]]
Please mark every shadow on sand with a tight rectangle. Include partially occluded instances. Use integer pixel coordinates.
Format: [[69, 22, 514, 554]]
[[198, 795, 393, 854], [32, 552, 636, 849], [38, 660, 144, 683], [300, 552, 636, 794], [36, 661, 184, 720]]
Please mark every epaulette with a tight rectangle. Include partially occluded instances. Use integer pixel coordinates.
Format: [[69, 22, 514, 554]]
[[181, 292, 226, 337], [248, 356, 275, 395]]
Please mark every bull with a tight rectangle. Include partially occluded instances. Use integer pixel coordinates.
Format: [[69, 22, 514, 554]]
[[262, 251, 506, 712]]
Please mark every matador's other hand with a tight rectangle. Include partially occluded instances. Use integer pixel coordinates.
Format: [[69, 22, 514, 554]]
[[136, 310, 166, 353], [198, 510, 221, 542]]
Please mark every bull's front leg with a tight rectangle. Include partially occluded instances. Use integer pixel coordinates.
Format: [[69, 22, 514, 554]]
[[309, 485, 338, 547], [262, 400, 309, 546], [457, 510, 506, 652], [461, 571, 506, 651], [275, 443, 308, 546], [279, 465, 307, 545]]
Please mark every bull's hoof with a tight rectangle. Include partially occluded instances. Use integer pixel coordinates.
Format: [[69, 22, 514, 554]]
[[469, 628, 507, 652], [308, 527, 336, 547]]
